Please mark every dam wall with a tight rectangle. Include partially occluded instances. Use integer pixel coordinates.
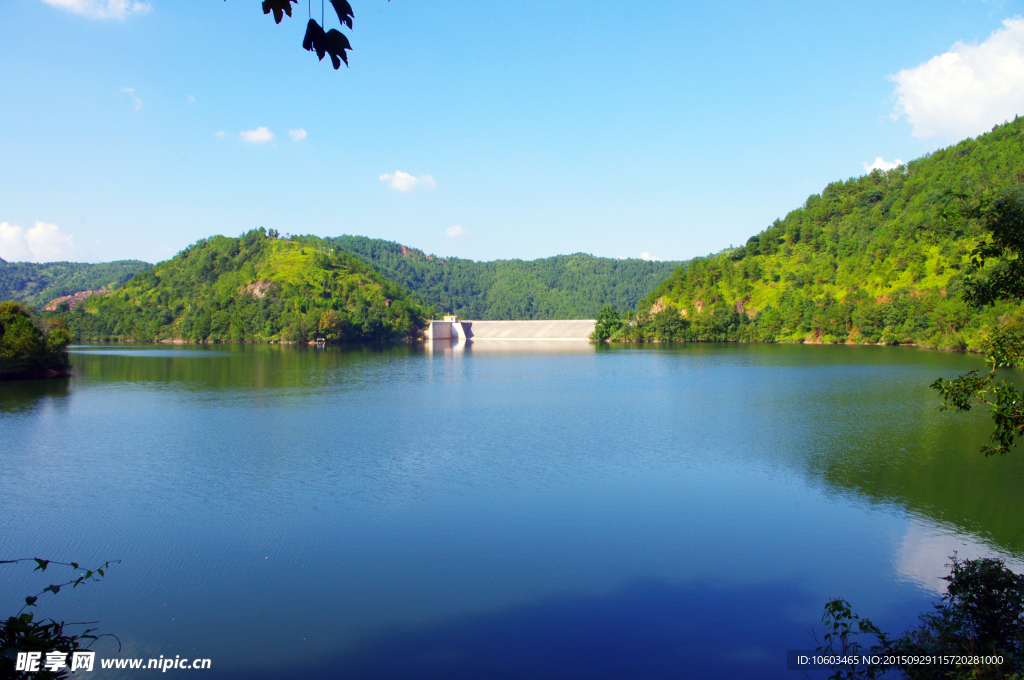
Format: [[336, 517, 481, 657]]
[[427, 320, 596, 341]]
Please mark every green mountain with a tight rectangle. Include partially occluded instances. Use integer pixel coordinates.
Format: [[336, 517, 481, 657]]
[[0, 259, 151, 307], [326, 235, 684, 320], [605, 118, 1024, 347], [4, 236, 683, 323], [48, 230, 428, 343]]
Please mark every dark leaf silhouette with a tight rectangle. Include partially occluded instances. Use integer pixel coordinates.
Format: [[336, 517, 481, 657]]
[[330, 0, 354, 30], [324, 29, 352, 68], [302, 19, 327, 57], [262, 0, 297, 24], [225, 0, 367, 72], [303, 19, 352, 69]]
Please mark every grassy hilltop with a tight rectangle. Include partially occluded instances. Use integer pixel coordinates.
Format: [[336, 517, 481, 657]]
[[48, 230, 428, 343], [604, 118, 1024, 347]]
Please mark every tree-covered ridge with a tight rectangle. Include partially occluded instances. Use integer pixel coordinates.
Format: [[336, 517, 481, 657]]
[[0, 260, 151, 307], [326, 235, 684, 319], [47, 230, 428, 343], [605, 117, 1024, 346], [0, 302, 70, 380]]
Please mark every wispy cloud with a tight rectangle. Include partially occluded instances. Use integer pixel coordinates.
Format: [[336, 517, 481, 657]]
[[640, 252, 662, 261], [446, 224, 468, 238], [187, 95, 196, 103], [378, 170, 437, 192], [122, 87, 142, 111], [863, 157, 903, 173], [0, 221, 83, 262], [215, 131, 227, 138], [891, 17, 1024, 141], [41, 0, 152, 20], [240, 127, 275, 144], [288, 128, 307, 141]]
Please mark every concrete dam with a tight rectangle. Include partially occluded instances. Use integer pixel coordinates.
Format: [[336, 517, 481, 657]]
[[425, 318, 596, 341]]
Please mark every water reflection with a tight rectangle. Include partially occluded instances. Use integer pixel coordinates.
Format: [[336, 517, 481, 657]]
[[424, 339, 595, 355], [894, 523, 1024, 595], [217, 578, 824, 680], [2, 343, 1021, 679], [0, 375, 70, 414]]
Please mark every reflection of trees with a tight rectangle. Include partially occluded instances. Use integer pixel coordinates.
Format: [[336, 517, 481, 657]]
[[14, 342, 1023, 561], [0, 376, 69, 414], [62, 344, 417, 394], [803, 382, 1024, 556]]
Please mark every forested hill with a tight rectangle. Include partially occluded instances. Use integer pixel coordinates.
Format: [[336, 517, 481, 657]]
[[607, 118, 1024, 347], [0, 260, 151, 307], [47, 230, 428, 343], [326, 235, 683, 320]]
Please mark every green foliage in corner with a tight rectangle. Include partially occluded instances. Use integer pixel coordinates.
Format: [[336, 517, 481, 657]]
[[932, 193, 1024, 456], [817, 556, 1024, 679], [1, 558, 120, 679], [608, 118, 1024, 347], [0, 302, 70, 380], [46, 230, 429, 343]]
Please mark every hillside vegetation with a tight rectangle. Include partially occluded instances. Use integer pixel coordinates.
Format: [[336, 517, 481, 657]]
[[327, 235, 683, 319], [600, 118, 1024, 348], [0, 259, 151, 307], [0, 302, 70, 380], [47, 230, 428, 343]]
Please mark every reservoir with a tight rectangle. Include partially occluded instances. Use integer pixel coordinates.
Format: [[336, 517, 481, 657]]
[[2, 343, 1022, 678]]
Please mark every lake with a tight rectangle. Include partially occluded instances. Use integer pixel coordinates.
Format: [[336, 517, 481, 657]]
[[2, 342, 1022, 679]]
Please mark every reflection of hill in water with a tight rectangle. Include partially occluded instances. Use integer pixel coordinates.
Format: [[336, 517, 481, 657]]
[[596, 343, 1024, 560], [812, 428, 1024, 557], [785, 350, 1024, 558], [60, 344, 422, 395], [9, 343, 1024, 560], [0, 376, 70, 414]]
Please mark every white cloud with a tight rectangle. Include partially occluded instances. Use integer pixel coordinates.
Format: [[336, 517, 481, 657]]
[[894, 523, 1024, 595], [378, 170, 437, 192], [0, 223, 32, 261], [26, 222, 80, 261], [891, 17, 1024, 140], [41, 0, 151, 19], [122, 87, 142, 111], [187, 95, 196, 103], [0, 222, 82, 262], [862, 156, 904, 173], [240, 127, 275, 144], [215, 131, 227, 138], [288, 128, 307, 141], [446, 224, 468, 238], [640, 252, 662, 261]]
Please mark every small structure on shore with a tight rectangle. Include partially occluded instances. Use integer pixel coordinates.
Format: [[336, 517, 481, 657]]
[[424, 317, 596, 342], [425, 315, 469, 340]]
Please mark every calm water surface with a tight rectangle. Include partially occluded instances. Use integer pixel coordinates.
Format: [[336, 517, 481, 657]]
[[2, 342, 1023, 679]]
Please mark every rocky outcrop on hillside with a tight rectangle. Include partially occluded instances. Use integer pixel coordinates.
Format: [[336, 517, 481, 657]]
[[44, 290, 109, 311]]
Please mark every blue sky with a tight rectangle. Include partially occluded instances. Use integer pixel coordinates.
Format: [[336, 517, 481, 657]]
[[3, 0, 1024, 264]]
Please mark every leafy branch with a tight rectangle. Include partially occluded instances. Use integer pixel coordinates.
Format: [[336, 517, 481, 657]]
[[816, 556, 1024, 679], [229, 0, 370, 70], [0, 558, 122, 615], [933, 192, 1024, 456], [940, 192, 1024, 308], [1, 558, 122, 679]]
